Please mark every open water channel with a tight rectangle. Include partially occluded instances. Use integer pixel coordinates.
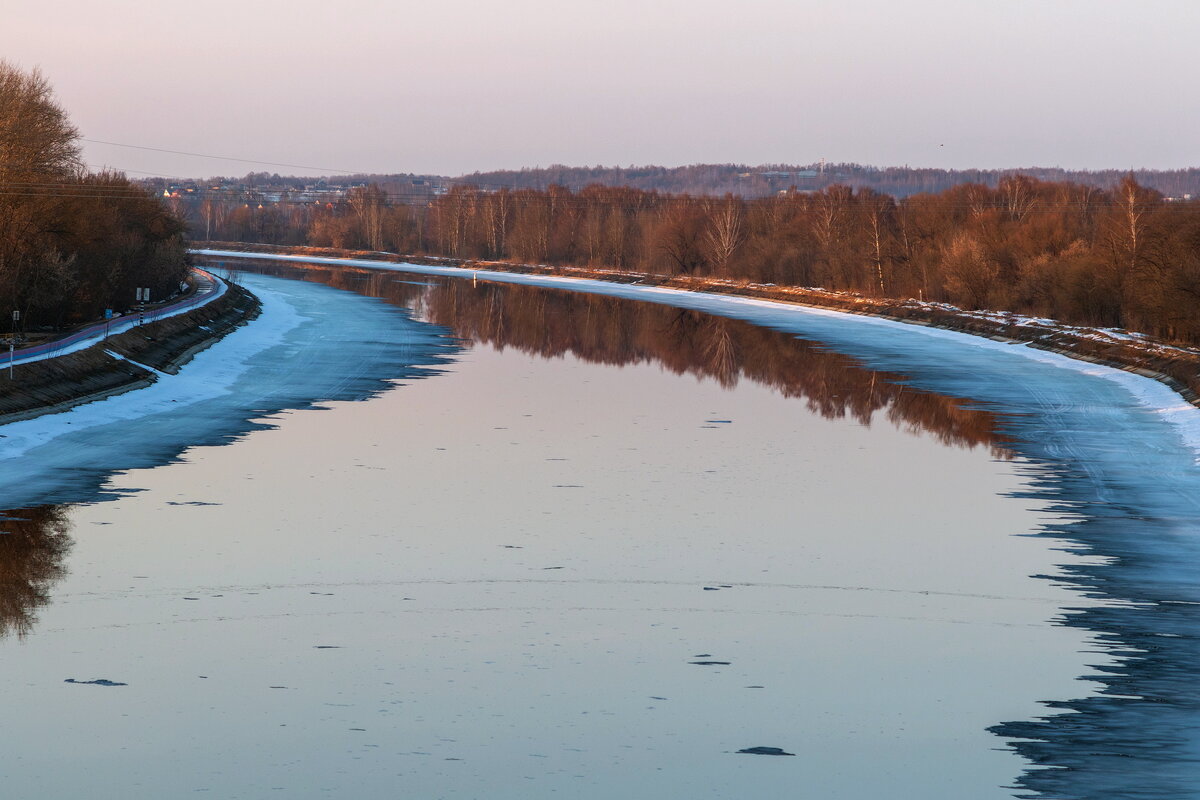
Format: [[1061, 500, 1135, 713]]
[[1, 262, 1197, 798]]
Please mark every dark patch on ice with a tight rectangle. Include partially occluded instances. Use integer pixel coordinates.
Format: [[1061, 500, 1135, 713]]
[[309, 592, 334, 595], [650, 696, 668, 700], [502, 545, 523, 549], [703, 586, 720, 591], [745, 685, 765, 689], [694, 653, 711, 657], [705, 419, 733, 424], [269, 686, 288, 689], [737, 746, 794, 756], [65, 678, 126, 686], [542, 566, 564, 570], [349, 728, 366, 731], [690, 661, 731, 666], [183, 597, 200, 600], [166, 501, 221, 506], [314, 646, 341, 649], [552, 484, 584, 488]]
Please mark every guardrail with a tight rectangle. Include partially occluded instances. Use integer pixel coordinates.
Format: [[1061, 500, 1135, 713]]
[[6, 268, 227, 367]]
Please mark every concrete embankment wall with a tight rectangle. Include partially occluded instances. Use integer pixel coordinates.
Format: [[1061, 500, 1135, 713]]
[[0, 282, 260, 424]]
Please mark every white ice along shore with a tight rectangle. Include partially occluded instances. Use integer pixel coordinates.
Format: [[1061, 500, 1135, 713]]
[[8, 249, 1200, 595], [195, 250, 1200, 608], [196, 249, 1200, 462], [0, 272, 453, 510], [0, 248, 1196, 796]]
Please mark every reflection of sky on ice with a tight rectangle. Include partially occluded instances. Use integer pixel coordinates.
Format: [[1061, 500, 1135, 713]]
[[3, 257, 1199, 797]]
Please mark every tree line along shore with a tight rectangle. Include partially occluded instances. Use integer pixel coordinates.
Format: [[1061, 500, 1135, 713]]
[[5, 56, 1200, 412], [184, 175, 1200, 348], [197, 243, 1200, 409]]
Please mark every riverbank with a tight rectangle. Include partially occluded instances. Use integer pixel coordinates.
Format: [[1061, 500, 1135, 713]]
[[197, 241, 1200, 407], [0, 280, 260, 424]]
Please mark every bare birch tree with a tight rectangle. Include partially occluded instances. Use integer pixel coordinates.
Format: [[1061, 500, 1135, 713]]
[[704, 194, 745, 275]]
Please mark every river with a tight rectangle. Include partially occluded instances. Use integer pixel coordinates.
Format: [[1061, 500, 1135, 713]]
[[1, 262, 1195, 798]]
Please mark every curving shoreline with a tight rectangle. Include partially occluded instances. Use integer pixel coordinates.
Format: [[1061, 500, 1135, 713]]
[[0, 279, 260, 425], [193, 242, 1200, 409]]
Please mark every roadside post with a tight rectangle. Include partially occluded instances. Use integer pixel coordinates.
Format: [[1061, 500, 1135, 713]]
[[9, 310, 18, 379]]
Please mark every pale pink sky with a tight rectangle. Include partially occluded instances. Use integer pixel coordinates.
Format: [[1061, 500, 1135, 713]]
[[4, 0, 1196, 178]]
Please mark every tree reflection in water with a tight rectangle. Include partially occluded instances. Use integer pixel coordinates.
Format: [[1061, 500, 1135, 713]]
[[0, 506, 72, 639], [249, 260, 1013, 457], [191, 260, 1200, 796]]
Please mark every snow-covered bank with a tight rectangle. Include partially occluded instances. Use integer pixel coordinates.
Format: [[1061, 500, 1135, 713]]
[[0, 273, 456, 510]]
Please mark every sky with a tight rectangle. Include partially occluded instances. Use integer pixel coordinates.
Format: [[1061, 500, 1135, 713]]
[[3, 0, 1198, 179]]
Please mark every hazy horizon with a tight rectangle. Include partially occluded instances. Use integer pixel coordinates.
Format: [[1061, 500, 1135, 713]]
[[5, 0, 1198, 179]]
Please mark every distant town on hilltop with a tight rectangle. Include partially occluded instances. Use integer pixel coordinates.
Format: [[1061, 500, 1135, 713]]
[[139, 163, 1200, 205]]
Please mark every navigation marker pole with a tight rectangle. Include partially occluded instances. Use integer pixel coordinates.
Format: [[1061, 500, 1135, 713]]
[[136, 288, 149, 327]]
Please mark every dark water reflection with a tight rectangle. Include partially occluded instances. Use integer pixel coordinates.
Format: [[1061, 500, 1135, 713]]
[[220, 259, 1200, 799], [248, 260, 1012, 458], [7, 257, 1194, 797], [990, 506, 1200, 799], [0, 507, 72, 639]]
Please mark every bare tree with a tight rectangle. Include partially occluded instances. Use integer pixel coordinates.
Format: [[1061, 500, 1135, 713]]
[[703, 194, 745, 274], [941, 232, 999, 309], [859, 189, 896, 295], [0, 61, 82, 182], [998, 175, 1038, 222], [348, 184, 388, 251]]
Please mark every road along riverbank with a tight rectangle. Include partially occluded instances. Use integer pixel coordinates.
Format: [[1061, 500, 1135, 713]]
[[0, 275, 260, 424]]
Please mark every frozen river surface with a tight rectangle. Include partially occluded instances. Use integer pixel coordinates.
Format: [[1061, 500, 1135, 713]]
[[1, 266, 1197, 798]]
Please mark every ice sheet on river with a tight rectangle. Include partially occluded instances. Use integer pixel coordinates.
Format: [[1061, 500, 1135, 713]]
[[11, 251, 1200, 796], [0, 273, 456, 510], [200, 252, 1200, 797], [202, 254, 1200, 535]]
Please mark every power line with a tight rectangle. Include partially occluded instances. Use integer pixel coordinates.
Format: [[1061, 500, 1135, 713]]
[[87, 163, 198, 181], [81, 138, 369, 175]]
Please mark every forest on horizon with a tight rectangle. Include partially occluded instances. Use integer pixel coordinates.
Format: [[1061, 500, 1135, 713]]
[[452, 163, 1200, 200]]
